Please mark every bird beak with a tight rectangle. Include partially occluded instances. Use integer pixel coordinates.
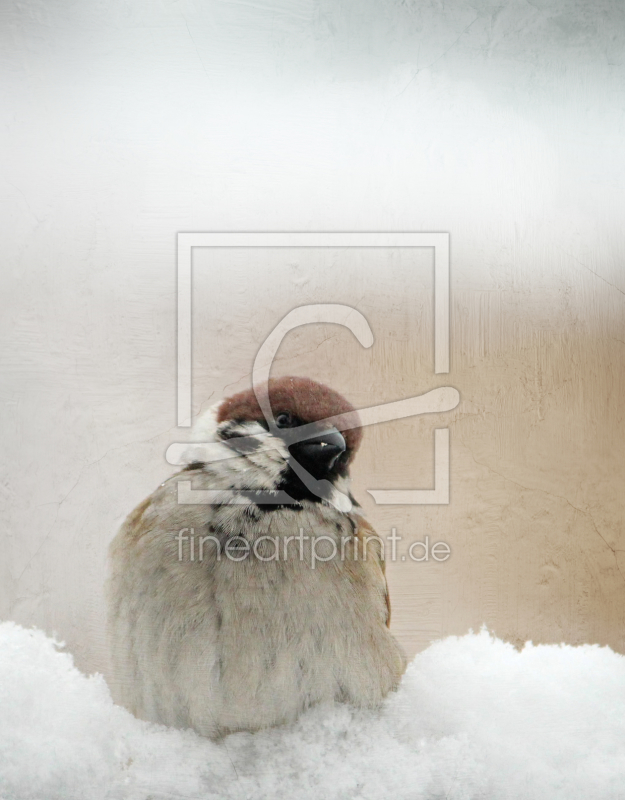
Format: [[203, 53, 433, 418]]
[[287, 426, 346, 476]]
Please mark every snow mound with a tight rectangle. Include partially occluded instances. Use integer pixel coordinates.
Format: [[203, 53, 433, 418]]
[[1, 622, 625, 800]]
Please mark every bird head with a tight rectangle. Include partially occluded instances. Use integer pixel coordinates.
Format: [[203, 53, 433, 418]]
[[211, 376, 362, 508]]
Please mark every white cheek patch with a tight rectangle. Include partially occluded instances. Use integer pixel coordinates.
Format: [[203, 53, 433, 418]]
[[178, 403, 223, 465], [177, 409, 287, 470], [237, 424, 290, 486], [179, 441, 232, 465], [215, 420, 290, 488], [192, 403, 221, 442]]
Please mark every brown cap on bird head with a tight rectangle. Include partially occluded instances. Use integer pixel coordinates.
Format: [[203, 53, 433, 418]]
[[217, 376, 363, 465]]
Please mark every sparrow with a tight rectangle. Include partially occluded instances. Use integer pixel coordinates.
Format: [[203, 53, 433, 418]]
[[106, 376, 406, 738]]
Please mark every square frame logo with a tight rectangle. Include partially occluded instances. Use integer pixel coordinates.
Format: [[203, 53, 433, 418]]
[[172, 232, 457, 505]]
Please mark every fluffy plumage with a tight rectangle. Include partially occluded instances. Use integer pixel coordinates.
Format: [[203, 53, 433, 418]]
[[106, 377, 406, 738]]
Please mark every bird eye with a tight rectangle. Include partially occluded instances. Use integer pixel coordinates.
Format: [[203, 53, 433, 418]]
[[275, 412, 295, 428]]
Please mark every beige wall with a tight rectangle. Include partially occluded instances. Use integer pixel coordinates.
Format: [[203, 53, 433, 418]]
[[382, 292, 625, 660]]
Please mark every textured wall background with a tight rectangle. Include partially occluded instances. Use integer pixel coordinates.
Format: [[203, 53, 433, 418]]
[[1, 0, 624, 674]]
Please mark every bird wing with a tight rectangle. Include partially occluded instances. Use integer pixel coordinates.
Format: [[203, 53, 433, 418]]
[[350, 511, 392, 628]]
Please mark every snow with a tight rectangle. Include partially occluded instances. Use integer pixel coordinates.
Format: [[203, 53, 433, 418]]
[[1, 623, 625, 799]]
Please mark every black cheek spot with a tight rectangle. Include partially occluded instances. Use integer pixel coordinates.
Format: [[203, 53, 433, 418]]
[[224, 437, 263, 455]]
